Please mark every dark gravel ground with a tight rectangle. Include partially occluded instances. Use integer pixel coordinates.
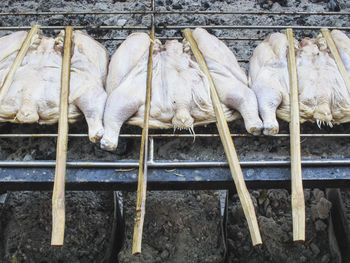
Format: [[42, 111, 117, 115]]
[[0, 191, 114, 263]]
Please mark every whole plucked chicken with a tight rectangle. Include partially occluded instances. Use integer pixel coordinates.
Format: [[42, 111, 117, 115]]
[[249, 30, 350, 135], [0, 30, 108, 143], [101, 28, 262, 151]]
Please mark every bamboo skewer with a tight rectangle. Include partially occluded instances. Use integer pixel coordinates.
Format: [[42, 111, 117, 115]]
[[132, 28, 155, 254], [0, 24, 40, 103], [285, 28, 305, 242], [51, 26, 73, 246], [183, 28, 262, 246], [321, 28, 350, 93]]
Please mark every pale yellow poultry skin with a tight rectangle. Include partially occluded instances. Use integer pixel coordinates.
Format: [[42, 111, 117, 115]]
[[101, 28, 263, 151], [0, 30, 108, 143], [249, 30, 350, 135]]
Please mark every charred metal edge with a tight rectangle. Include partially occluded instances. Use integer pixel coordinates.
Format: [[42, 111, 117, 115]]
[[2, 165, 350, 191], [219, 190, 229, 262], [326, 189, 350, 262], [106, 191, 125, 263], [0, 192, 8, 218]]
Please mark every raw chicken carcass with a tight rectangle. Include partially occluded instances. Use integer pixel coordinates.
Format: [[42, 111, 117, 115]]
[[0, 30, 108, 143], [249, 31, 350, 135], [191, 28, 263, 135], [101, 29, 262, 151]]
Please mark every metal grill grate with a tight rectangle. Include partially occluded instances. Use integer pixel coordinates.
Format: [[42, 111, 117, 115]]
[[1, 1, 350, 191]]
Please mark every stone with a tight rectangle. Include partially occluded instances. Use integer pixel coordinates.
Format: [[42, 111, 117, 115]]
[[310, 243, 320, 256], [315, 219, 328, 232], [316, 197, 332, 219], [117, 19, 127, 26], [172, 3, 182, 9], [321, 254, 330, 263], [160, 249, 169, 259], [312, 188, 324, 202]]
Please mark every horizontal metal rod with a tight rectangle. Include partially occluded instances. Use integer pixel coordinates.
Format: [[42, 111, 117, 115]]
[[0, 133, 349, 138], [0, 11, 348, 16], [0, 159, 349, 168], [0, 25, 149, 30], [96, 37, 264, 41], [158, 25, 350, 30], [0, 25, 349, 31]]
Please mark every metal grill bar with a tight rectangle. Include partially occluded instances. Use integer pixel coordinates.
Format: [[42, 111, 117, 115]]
[[0, 11, 349, 16], [96, 37, 265, 41], [1, 25, 350, 31], [158, 25, 350, 30], [0, 159, 349, 168], [0, 133, 349, 138], [0, 26, 149, 30]]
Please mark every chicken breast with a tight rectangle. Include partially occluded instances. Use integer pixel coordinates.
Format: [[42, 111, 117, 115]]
[[101, 29, 262, 151], [249, 31, 350, 135], [0, 30, 108, 143]]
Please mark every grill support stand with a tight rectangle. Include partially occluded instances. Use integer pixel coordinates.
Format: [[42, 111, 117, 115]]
[[106, 191, 125, 263], [0, 192, 8, 215], [219, 190, 229, 262], [326, 189, 350, 262]]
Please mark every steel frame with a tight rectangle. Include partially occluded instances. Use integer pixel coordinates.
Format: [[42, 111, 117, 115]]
[[0, 3, 350, 191]]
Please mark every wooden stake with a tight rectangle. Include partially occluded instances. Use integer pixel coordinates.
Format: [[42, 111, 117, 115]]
[[51, 26, 72, 246], [285, 28, 305, 242], [183, 28, 262, 246], [132, 28, 155, 254], [0, 24, 40, 103], [321, 28, 350, 93]]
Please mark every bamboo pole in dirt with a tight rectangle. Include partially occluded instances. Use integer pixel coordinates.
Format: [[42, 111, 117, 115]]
[[51, 26, 72, 246], [0, 24, 40, 103], [183, 28, 262, 246], [285, 28, 305, 242], [321, 28, 350, 92], [132, 28, 155, 254]]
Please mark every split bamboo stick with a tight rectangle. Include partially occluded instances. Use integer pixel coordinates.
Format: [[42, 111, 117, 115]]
[[321, 28, 350, 93], [51, 26, 72, 246], [285, 28, 305, 242], [0, 24, 40, 103], [183, 28, 262, 246], [132, 28, 155, 254]]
